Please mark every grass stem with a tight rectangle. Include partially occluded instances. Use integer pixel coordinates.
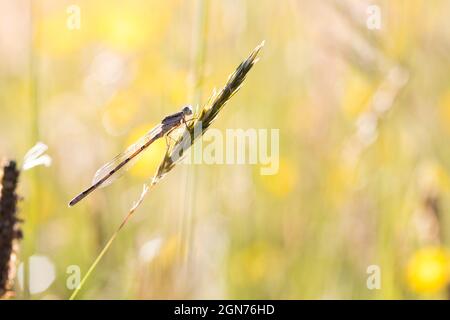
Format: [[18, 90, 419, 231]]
[[69, 42, 264, 300]]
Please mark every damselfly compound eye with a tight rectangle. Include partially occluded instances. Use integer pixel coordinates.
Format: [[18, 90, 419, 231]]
[[182, 105, 193, 115]]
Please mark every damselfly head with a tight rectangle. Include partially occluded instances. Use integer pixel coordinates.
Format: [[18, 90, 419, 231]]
[[182, 105, 193, 116]]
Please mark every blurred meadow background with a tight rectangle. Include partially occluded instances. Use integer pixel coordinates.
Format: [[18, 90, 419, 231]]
[[1, 0, 450, 299]]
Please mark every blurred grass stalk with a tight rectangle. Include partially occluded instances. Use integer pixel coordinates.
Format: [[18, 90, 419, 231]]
[[69, 41, 264, 300], [21, 0, 42, 299], [177, 0, 210, 270], [0, 160, 23, 299]]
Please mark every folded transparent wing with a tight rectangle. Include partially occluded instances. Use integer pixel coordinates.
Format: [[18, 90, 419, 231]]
[[92, 124, 163, 188]]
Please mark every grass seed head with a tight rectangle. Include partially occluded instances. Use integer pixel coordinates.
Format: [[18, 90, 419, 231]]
[[154, 41, 265, 181]]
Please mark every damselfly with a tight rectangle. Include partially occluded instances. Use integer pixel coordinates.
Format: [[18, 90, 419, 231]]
[[68, 105, 193, 207]]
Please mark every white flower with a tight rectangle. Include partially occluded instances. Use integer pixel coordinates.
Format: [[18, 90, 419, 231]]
[[22, 142, 52, 171]]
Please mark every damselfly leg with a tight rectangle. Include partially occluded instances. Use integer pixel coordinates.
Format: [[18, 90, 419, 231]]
[[164, 116, 197, 148]]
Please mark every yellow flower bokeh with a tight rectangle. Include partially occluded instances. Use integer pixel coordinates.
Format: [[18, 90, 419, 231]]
[[258, 157, 297, 198], [96, 1, 171, 52], [35, 1, 173, 55], [341, 68, 374, 119], [36, 12, 86, 55], [229, 242, 282, 287], [125, 124, 167, 180], [102, 91, 140, 135], [406, 247, 449, 294]]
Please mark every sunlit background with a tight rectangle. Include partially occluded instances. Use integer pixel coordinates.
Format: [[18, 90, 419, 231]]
[[1, 0, 450, 299]]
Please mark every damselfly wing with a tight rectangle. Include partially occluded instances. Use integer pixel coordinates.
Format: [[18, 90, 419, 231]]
[[69, 124, 164, 207], [92, 124, 164, 188]]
